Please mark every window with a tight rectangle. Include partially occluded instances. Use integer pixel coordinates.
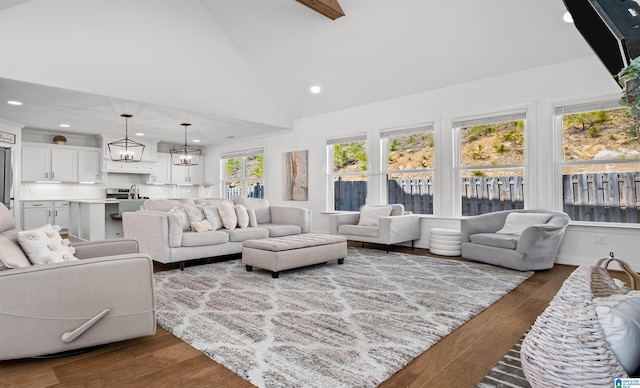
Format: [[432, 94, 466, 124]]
[[381, 124, 434, 214], [454, 111, 527, 216], [327, 135, 367, 211], [221, 148, 264, 199], [556, 101, 640, 223]]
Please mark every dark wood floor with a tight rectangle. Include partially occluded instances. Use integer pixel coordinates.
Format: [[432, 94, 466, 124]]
[[0, 243, 583, 387]]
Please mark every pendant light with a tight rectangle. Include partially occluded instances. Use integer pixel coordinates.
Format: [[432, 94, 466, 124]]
[[108, 114, 145, 162], [170, 123, 201, 166]]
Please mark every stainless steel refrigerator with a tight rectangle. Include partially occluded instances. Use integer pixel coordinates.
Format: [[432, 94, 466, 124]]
[[0, 147, 12, 208]]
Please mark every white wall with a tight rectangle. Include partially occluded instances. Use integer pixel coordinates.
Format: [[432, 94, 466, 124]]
[[208, 55, 640, 268]]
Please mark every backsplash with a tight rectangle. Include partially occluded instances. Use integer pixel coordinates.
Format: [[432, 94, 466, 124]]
[[19, 174, 216, 201]]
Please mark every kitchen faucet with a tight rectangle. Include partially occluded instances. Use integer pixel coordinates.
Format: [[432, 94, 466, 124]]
[[130, 184, 138, 199]]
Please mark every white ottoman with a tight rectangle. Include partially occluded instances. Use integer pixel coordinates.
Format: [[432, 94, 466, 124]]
[[430, 228, 462, 256], [242, 233, 347, 278]]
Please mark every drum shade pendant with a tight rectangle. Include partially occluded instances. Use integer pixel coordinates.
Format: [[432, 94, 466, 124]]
[[108, 114, 145, 162], [170, 123, 201, 166]]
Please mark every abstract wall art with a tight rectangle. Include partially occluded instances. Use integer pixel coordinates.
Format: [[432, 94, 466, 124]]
[[282, 150, 308, 201]]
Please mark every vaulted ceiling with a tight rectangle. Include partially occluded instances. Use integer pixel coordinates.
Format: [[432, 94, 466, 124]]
[[0, 0, 598, 145]]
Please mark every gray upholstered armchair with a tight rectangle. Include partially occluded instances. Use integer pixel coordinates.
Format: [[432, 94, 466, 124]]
[[328, 204, 420, 251], [0, 203, 156, 360], [460, 209, 570, 271]]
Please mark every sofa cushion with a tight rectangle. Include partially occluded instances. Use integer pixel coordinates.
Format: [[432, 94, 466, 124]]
[[247, 208, 258, 227], [17, 224, 78, 264], [181, 230, 229, 247], [233, 197, 271, 224], [202, 205, 223, 230], [184, 204, 206, 223], [358, 205, 393, 226], [170, 207, 191, 232], [338, 224, 379, 238], [235, 205, 250, 228], [224, 227, 269, 242], [258, 223, 303, 237], [469, 233, 518, 249], [218, 201, 238, 230], [0, 233, 31, 268], [496, 212, 552, 235], [389, 204, 405, 216]]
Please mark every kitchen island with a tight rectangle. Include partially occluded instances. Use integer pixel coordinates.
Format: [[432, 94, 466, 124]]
[[68, 199, 144, 241]]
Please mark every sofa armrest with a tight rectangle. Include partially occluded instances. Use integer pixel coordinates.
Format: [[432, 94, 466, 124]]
[[378, 215, 421, 245], [516, 223, 568, 255], [123, 210, 179, 262], [72, 238, 139, 259], [270, 206, 312, 233], [328, 213, 360, 235], [0, 254, 156, 360]]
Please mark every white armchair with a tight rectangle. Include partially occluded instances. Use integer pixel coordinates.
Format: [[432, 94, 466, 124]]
[[328, 204, 420, 251]]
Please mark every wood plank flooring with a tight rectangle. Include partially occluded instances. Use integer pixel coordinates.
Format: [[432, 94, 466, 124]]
[[0, 243, 583, 387]]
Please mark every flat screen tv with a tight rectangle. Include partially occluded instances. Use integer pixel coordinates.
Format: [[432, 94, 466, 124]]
[[563, 0, 640, 83]]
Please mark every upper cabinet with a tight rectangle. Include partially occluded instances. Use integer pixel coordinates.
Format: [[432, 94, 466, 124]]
[[21, 143, 101, 183], [170, 156, 205, 185], [147, 153, 172, 184]]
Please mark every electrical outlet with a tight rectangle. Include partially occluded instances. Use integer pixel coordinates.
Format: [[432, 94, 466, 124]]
[[596, 235, 608, 245]]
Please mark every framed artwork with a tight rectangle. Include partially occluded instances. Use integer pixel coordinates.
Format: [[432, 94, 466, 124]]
[[282, 150, 308, 201], [0, 131, 16, 144]]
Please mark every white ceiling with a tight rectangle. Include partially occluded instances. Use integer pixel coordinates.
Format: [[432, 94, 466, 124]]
[[0, 0, 598, 146]]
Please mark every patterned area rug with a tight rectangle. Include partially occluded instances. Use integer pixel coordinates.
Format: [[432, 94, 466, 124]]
[[154, 247, 532, 388], [476, 333, 531, 388]]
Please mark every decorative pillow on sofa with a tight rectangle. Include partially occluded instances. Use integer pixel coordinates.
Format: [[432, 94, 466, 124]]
[[183, 204, 206, 223], [235, 205, 250, 228], [169, 207, 191, 232], [0, 233, 32, 268], [191, 219, 213, 233], [496, 213, 552, 235], [593, 291, 640, 373], [247, 208, 258, 227], [218, 201, 238, 230], [358, 205, 393, 226], [203, 205, 223, 230], [17, 224, 78, 265]]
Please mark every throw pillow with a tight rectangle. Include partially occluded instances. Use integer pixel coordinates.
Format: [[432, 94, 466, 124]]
[[247, 208, 258, 227], [593, 291, 640, 373], [218, 201, 237, 230], [496, 213, 552, 235], [358, 205, 393, 226], [235, 205, 250, 228], [203, 205, 223, 230], [169, 207, 191, 232], [0, 234, 32, 268], [183, 204, 205, 223], [17, 224, 78, 265], [191, 219, 213, 233]]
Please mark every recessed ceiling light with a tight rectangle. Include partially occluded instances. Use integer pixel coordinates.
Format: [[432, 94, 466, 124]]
[[135, 133, 144, 136], [563, 11, 574, 23], [7, 100, 22, 105], [192, 139, 201, 143], [59, 124, 70, 128], [310, 85, 322, 94]]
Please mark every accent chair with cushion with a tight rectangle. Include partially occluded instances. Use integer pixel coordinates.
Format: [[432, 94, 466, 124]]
[[460, 209, 570, 271], [328, 204, 420, 251], [0, 203, 156, 361]]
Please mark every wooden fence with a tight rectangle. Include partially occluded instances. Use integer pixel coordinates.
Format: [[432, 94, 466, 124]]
[[460, 176, 524, 216], [563, 172, 640, 223], [225, 184, 264, 199]]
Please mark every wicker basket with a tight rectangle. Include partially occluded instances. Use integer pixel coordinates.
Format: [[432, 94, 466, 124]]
[[520, 257, 640, 387]]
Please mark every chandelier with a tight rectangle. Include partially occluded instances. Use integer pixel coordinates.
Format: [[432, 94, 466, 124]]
[[170, 123, 201, 166], [107, 114, 145, 162]]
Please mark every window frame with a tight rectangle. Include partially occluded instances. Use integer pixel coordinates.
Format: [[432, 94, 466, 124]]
[[326, 134, 368, 211], [220, 148, 265, 199]]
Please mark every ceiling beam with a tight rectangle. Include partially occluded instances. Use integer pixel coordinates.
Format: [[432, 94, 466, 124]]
[[296, 0, 345, 20]]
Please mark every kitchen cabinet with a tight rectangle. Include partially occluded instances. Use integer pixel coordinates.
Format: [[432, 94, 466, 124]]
[[171, 156, 204, 185], [78, 149, 102, 182], [22, 146, 77, 182], [22, 201, 69, 231], [147, 153, 171, 184]]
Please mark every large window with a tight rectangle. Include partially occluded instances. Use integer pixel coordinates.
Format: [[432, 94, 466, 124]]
[[454, 111, 527, 216], [556, 101, 640, 223], [221, 148, 264, 199], [381, 124, 434, 214], [327, 135, 367, 211]]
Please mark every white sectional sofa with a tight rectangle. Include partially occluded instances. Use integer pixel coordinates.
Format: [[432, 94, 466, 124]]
[[122, 197, 311, 269]]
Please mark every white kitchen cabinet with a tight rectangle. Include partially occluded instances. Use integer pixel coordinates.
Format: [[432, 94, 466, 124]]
[[78, 149, 102, 182], [147, 153, 171, 184], [22, 146, 77, 182], [22, 201, 69, 231], [171, 156, 204, 185]]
